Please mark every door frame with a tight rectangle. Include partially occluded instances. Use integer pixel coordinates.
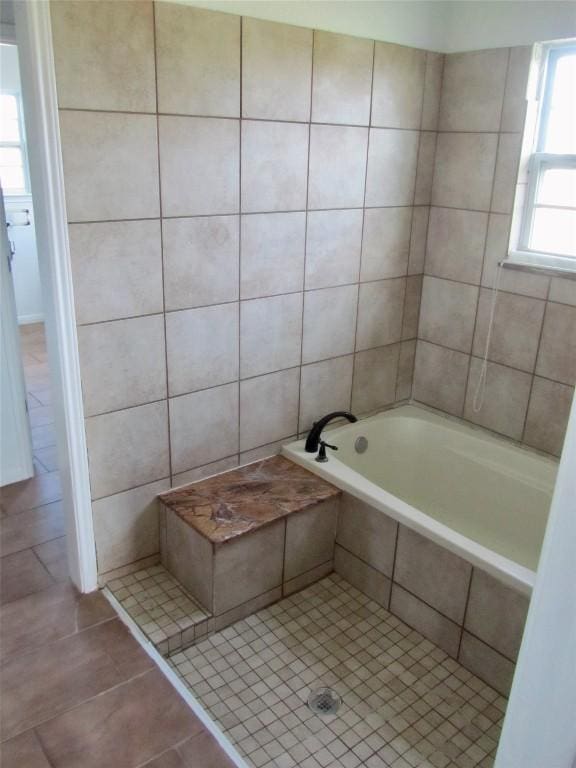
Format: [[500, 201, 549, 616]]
[[14, 0, 97, 592]]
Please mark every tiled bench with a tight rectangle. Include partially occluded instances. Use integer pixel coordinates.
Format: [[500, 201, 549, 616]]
[[159, 456, 341, 632]]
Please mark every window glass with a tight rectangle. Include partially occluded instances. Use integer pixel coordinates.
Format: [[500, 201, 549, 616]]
[[542, 52, 576, 154], [530, 207, 576, 257]]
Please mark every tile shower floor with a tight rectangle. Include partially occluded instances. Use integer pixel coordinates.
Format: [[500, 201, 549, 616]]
[[169, 575, 505, 768]]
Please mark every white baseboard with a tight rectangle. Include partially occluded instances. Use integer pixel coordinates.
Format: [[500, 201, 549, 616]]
[[18, 313, 44, 325]]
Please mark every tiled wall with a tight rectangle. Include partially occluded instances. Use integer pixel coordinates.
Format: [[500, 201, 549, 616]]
[[413, 47, 576, 456], [50, 1, 442, 576]]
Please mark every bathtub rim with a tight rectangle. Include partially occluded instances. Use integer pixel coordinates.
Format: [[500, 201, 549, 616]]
[[283, 405, 556, 596]]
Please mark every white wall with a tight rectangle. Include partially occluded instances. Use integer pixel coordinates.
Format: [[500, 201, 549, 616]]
[[0, 42, 43, 324], [177, 0, 576, 52]]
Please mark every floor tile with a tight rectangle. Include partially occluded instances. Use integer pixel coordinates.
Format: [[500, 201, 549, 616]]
[[0, 501, 65, 556], [28, 405, 55, 430], [31, 424, 57, 450], [34, 536, 69, 582], [36, 669, 204, 768], [0, 728, 52, 768], [0, 549, 55, 605], [0, 582, 115, 660], [170, 575, 504, 768], [1, 617, 153, 739], [0, 471, 62, 515], [33, 445, 59, 472]]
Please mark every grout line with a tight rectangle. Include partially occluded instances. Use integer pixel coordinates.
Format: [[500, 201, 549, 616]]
[[152, 2, 173, 485], [237, 16, 243, 457], [521, 279, 552, 442]]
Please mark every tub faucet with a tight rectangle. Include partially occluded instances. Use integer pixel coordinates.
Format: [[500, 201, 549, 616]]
[[305, 411, 358, 454]]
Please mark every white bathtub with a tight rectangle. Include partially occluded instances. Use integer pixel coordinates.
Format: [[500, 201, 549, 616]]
[[283, 405, 558, 594]]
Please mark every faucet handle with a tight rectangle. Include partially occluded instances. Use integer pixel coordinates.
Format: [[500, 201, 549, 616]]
[[316, 440, 338, 463]]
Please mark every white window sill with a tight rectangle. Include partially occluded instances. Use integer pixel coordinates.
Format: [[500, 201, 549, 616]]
[[503, 250, 576, 278]]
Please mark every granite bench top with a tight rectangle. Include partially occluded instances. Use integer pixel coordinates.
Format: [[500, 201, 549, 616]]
[[159, 455, 340, 545]]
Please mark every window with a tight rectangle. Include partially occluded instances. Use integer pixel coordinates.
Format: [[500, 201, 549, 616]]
[[513, 41, 576, 271], [0, 92, 29, 196]]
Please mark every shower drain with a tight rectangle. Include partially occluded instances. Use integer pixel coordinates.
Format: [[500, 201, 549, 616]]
[[307, 687, 342, 716]]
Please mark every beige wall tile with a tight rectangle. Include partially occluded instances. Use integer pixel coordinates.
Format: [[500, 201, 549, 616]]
[[361, 207, 412, 281], [163, 215, 239, 311], [473, 289, 545, 372], [439, 49, 508, 132], [51, 0, 156, 112], [155, 4, 240, 117], [171, 457, 239, 489], [402, 275, 422, 340], [395, 525, 472, 624], [352, 344, 400, 414], [241, 121, 309, 213], [356, 279, 405, 350], [299, 356, 354, 432], [242, 18, 312, 121], [284, 561, 333, 596], [397, 340, 416, 400], [419, 276, 478, 353], [165, 512, 213, 611], [524, 377, 574, 457], [465, 569, 529, 662], [481, 214, 550, 298], [501, 46, 531, 133], [240, 436, 297, 466], [312, 31, 373, 125], [334, 545, 391, 608], [426, 207, 488, 284], [536, 302, 576, 385], [69, 220, 163, 325], [302, 285, 358, 364], [60, 111, 159, 222], [432, 132, 498, 211], [365, 128, 419, 207], [213, 587, 281, 632], [421, 52, 444, 131], [305, 210, 363, 290], [240, 294, 303, 378], [166, 303, 239, 396], [414, 131, 438, 206], [413, 341, 470, 416], [169, 383, 239, 473], [549, 277, 576, 307], [213, 521, 285, 614], [308, 125, 369, 210], [159, 116, 239, 217], [390, 585, 461, 658], [240, 212, 305, 299], [491, 133, 522, 214], [285, 500, 339, 581], [372, 42, 425, 129], [78, 315, 166, 417], [464, 358, 532, 440], [337, 494, 398, 577], [459, 631, 515, 697], [408, 206, 430, 275], [93, 479, 169, 574], [240, 368, 300, 451], [86, 402, 170, 499]]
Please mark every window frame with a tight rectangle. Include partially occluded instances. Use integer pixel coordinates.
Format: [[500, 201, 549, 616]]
[[0, 89, 31, 197], [509, 40, 576, 273]]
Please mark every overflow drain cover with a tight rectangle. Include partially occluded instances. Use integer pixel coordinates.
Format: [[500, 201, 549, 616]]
[[307, 687, 342, 716]]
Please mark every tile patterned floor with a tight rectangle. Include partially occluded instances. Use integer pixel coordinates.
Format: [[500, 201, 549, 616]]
[[0, 324, 235, 768], [170, 575, 505, 768], [107, 564, 212, 654]]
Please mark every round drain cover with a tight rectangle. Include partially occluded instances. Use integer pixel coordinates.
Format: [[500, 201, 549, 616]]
[[354, 436, 368, 454], [307, 687, 342, 716]]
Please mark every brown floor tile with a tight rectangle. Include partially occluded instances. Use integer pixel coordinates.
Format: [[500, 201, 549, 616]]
[[36, 669, 204, 768], [33, 536, 69, 582], [28, 405, 55, 430], [0, 471, 62, 515], [0, 549, 55, 605], [31, 424, 56, 450], [0, 501, 65, 557], [1, 617, 153, 739], [0, 728, 52, 768], [0, 583, 115, 660], [178, 730, 237, 768], [143, 749, 186, 768], [30, 388, 52, 407], [33, 458, 49, 475], [33, 445, 59, 473]]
